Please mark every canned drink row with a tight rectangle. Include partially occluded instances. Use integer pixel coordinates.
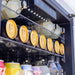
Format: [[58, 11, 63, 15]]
[[1, 19, 65, 55], [0, 60, 51, 75]]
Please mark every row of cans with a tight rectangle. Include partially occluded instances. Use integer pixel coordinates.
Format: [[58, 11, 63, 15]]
[[0, 60, 50, 75], [2, 19, 64, 55]]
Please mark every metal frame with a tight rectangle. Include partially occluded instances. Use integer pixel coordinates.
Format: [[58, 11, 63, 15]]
[[0, 0, 2, 35], [44, 1, 74, 75], [43, 0, 71, 21], [71, 18, 75, 75]]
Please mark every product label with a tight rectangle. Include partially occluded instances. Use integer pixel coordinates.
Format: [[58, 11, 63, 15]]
[[0, 67, 5, 75], [45, 72, 50, 75], [33, 71, 38, 75], [13, 69, 21, 75], [14, 71, 20, 75], [38, 71, 42, 75], [51, 63, 57, 70], [62, 73, 63, 75], [57, 72, 59, 75], [23, 70, 33, 75], [56, 63, 62, 70]]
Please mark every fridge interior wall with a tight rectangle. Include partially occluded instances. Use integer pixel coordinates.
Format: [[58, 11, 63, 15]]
[[0, 0, 72, 75]]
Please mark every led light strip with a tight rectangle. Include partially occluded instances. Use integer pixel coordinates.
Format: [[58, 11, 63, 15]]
[[27, 8, 48, 22]]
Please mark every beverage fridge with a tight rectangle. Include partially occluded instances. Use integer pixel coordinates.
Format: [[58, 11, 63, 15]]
[[0, 0, 75, 75]]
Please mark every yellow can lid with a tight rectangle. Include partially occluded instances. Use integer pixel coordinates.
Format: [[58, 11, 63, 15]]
[[40, 35, 46, 49], [59, 43, 65, 55], [5, 63, 21, 69], [30, 30, 38, 46], [6, 20, 17, 39], [19, 25, 29, 43], [47, 38, 53, 52], [55, 41, 60, 54]]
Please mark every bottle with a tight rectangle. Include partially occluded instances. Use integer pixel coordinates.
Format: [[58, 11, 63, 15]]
[[47, 56, 59, 75], [2, 0, 22, 19], [55, 57, 63, 75], [51, 24, 62, 39], [2, 0, 7, 10], [41, 59, 51, 75], [21, 0, 27, 9], [40, 66, 50, 75], [35, 59, 50, 75]]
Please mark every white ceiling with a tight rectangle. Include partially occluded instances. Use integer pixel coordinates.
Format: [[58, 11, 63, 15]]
[[56, 0, 75, 14]]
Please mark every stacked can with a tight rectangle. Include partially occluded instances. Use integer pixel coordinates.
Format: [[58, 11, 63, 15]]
[[32, 66, 42, 75], [5, 62, 21, 75], [0, 60, 5, 75], [1, 19, 18, 39]]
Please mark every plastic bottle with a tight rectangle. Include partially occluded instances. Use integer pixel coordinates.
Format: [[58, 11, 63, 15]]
[[47, 56, 59, 75], [55, 58, 63, 75]]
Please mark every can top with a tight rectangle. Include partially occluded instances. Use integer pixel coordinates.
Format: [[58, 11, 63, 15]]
[[0, 60, 5, 67], [21, 65, 32, 71], [59, 43, 65, 55], [30, 30, 38, 46], [6, 19, 17, 39], [19, 25, 29, 43], [5, 62, 21, 69], [32, 66, 42, 71], [55, 41, 60, 54], [40, 35, 46, 49], [21, 64, 32, 66], [5, 62, 20, 64], [0, 60, 4, 62], [47, 38, 53, 52]]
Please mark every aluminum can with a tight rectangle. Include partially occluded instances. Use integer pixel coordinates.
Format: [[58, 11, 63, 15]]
[[0, 60, 5, 75], [5, 62, 21, 75]]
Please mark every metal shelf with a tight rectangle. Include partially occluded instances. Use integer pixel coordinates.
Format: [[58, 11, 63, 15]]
[[1, 4, 65, 41], [1, 4, 65, 61], [0, 36, 64, 58]]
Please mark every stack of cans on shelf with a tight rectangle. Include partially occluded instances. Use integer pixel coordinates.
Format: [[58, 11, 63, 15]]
[[1, 19, 65, 55]]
